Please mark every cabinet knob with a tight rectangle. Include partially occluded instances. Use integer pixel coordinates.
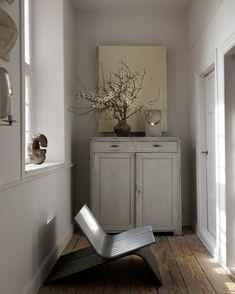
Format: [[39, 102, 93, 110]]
[[153, 144, 161, 148], [201, 150, 208, 155], [111, 144, 119, 148]]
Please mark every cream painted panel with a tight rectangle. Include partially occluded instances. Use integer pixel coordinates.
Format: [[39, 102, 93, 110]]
[[97, 46, 167, 132], [92, 152, 134, 231], [142, 157, 173, 227], [93, 141, 135, 152], [136, 141, 177, 152], [136, 153, 179, 232]]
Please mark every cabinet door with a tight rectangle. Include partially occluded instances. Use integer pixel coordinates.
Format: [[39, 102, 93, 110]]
[[91, 152, 135, 231], [136, 153, 179, 232]]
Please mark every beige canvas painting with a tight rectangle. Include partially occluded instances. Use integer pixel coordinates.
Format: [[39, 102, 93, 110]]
[[97, 46, 167, 132]]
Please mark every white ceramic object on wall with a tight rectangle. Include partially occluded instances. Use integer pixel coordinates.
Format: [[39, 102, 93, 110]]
[[0, 67, 13, 119], [0, 8, 18, 62]]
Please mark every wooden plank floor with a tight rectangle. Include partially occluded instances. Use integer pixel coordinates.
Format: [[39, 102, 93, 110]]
[[38, 229, 235, 294]]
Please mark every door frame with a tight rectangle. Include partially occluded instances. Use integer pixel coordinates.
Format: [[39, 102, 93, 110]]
[[196, 32, 235, 268], [195, 55, 217, 258], [216, 32, 235, 268]]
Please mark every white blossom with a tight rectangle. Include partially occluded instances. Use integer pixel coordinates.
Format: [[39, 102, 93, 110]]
[[72, 62, 159, 121]]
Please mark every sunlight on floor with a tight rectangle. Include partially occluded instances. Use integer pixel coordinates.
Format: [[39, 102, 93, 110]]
[[225, 282, 235, 293]]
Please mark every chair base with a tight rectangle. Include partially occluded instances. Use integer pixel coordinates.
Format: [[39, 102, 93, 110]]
[[45, 245, 162, 286]]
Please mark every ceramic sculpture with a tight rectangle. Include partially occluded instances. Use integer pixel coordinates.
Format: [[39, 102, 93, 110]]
[[28, 134, 48, 164], [0, 8, 18, 62]]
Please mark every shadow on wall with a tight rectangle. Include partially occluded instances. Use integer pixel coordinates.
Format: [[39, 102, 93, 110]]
[[73, 113, 98, 213], [191, 144, 197, 227], [37, 216, 56, 268], [72, 165, 78, 219]]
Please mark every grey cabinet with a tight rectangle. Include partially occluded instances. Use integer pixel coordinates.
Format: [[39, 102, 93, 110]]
[[90, 137, 181, 234]]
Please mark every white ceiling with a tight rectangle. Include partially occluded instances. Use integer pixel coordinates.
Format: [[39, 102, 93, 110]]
[[72, 0, 193, 13]]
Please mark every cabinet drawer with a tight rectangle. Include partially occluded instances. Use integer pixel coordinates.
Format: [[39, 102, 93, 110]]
[[93, 141, 135, 152], [136, 141, 178, 152]]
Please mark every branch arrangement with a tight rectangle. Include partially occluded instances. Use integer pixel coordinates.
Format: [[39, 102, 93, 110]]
[[71, 62, 159, 121]]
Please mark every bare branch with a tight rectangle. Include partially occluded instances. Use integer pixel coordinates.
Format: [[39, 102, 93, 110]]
[[71, 62, 160, 121]]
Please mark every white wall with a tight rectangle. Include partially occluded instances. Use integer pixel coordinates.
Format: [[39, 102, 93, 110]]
[[188, 0, 235, 266], [0, 169, 73, 294], [188, 0, 223, 48], [0, 0, 76, 293], [74, 10, 191, 225], [188, 0, 235, 63]]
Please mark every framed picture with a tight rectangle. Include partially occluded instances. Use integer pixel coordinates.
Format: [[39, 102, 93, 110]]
[[97, 45, 167, 132]]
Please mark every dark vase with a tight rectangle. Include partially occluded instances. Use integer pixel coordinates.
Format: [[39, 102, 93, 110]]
[[114, 120, 131, 137]]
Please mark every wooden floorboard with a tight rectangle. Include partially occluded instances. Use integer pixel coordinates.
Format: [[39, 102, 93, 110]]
[[130, 255, 158, 294], [168, 235, 216, 293], [184, 230, 235, 293], [38, 230, 235, 294], [152, 236, 188, 294], [61, 231, 82, 255], [104, 256, 131, 294]]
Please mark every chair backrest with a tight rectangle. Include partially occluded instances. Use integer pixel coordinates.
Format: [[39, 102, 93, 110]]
[[74, 204, 106, 254]]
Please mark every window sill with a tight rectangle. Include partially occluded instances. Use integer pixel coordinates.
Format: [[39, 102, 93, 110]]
[[0, 162, 75, 192], [25, 162, 65, 176]]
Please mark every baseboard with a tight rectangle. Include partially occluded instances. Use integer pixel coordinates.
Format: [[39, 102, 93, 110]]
[[23, 224, 74, 294], [197, 229, 216, 257]]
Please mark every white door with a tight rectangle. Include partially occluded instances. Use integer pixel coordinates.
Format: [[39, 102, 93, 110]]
[[205, 71, 216, 238]]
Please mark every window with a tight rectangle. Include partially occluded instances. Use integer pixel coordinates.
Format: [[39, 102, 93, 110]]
[[24, 0, 33, 162], [22, 0, 66, 171]]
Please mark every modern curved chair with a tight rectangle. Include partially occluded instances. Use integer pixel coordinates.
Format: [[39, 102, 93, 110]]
[[45, 204, 162, 286]]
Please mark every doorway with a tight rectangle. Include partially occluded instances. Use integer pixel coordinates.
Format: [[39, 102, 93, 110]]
[[204, 71, 216, 239], [196, 65, 217, 257]]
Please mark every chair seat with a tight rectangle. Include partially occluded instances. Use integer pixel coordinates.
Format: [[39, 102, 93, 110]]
[[75, 205, 156, 259], [100, 227, 155, 258]]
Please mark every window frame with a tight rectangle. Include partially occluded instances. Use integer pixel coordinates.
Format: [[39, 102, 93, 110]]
[[23, 0, 34, 164], [20, 0, 66, 177]]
